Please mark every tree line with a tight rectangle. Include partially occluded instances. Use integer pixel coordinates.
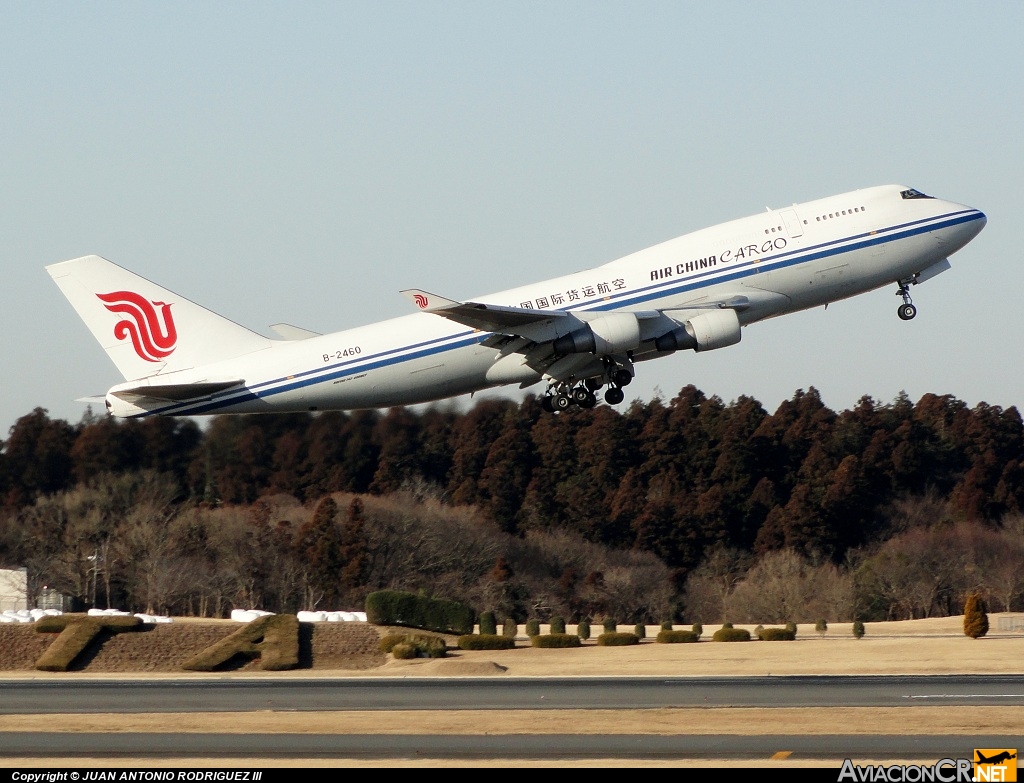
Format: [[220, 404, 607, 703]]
[[1, 386, 1023, 621]]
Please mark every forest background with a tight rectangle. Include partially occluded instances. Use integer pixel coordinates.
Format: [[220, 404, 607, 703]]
[[2, 385, 1023, 626]]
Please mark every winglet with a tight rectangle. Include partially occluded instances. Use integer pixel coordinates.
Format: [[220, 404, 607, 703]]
[[400, 289, 462, 312]]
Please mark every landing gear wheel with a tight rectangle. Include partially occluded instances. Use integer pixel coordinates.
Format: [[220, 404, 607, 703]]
[[612, 369, 633, 387], [572, 386, 591, 405], [541, 396, 554, 413], [584, 377, 603, 391], [553, 394, 572, 412], [604, 387, 625, 405], [898, 303, 917, 321], [578, 391, 597, 409]]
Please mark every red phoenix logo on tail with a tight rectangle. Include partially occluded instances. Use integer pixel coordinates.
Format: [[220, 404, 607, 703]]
[[413, 294, 429, 309], [96, 291, 178, 362]]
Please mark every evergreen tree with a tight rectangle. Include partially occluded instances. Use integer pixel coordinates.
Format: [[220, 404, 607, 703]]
[[963, 593, 989, 639], [339, 497, 369, 598], [296, 496, 344, 608]]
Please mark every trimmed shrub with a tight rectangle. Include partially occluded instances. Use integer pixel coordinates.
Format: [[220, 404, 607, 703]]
[[379, 634, 409, 654], [964, 594, 989, 639], [525, 618, 541, 637], [692, 623, 703, 640], [379, 633, 447, 658], [35, 614, 145, 672], [757, 627, 795, 641], [721, 622, 733, 629], [815, 619, 828, 637], [531, 633, 581, 648], [391, 643, 416, 660], [549, 616, 566, 635], [656, 630, 699, 644], [479, 611, 497, 636], [182, 614, 299, 672], [577, 620, 591, 641], [597, 632, 639, 646], [754, 624, 764, 638], [785, 622, 797, 637], [365, 589, 475, 634], [712, 627, 751, 642], [660, 620, 673, 632], [502, 618, 518, 638], [457, 634, 515, 651], [633, 623, 646, 639], [852, 621, 865, 639], [602, 618, 617, 633]]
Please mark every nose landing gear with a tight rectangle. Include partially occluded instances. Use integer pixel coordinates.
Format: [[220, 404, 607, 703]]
[[896, 280, 918, 321]]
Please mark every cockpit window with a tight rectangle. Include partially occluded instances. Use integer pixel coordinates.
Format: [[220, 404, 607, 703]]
[[901, 188, 933, 200]]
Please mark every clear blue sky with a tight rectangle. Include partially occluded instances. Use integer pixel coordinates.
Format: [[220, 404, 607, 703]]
[[2, 2, 1020, 434]]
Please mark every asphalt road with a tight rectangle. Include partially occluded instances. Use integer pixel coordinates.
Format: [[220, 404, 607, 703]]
[[1, 732, 1021, 761], [2, 675, 1023, 713]]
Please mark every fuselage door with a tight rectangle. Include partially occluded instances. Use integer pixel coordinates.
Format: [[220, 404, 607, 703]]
[[781, 209, 803, 239]]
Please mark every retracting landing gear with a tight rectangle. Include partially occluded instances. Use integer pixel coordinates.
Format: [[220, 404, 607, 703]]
[[602, 364, 631, 405], [540, 358, 634, 411], [540, 360, 634, 413], [896, 279, 918, 321], [541, 380, 598, 412]]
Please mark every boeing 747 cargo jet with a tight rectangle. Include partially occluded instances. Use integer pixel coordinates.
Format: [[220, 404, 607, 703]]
[[47, 184, 986, 417]]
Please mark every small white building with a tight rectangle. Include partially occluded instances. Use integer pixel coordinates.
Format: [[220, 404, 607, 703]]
[[0, 568, 28, 612]]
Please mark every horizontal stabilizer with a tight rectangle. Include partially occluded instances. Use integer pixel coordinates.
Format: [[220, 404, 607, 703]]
[[75, 395, 108, 404], [270, 323, 322, 340], [110, 379, 245, 402], [400, 288, 567, 332]]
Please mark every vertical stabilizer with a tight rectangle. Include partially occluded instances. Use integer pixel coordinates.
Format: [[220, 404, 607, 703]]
[[46, 255, 271, 381]]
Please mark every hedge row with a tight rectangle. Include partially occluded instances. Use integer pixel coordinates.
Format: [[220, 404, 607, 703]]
[[365, 590, 474, 634], [712, 627, 751, 642], [530, 633, 581, 649], [757, 627, 796, 641], [597, 632, 639, 647], [457, 634, 516, 651], [656, 630, 699, 644]]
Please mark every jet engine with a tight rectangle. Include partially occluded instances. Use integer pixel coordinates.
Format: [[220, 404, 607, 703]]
[[654, 309, 741, 353], [552, 312, 640, 355]]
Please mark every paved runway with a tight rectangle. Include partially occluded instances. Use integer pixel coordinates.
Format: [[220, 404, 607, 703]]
[[1, 675, 1020, 762], [2, 675, 1023, 712]]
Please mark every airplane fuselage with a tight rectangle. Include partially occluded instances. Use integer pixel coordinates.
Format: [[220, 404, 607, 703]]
[[92, 184, 986, 417]]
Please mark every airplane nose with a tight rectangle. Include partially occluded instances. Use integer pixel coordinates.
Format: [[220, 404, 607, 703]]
[[967, 207, 987, 239], [945, 204, 986, 249]]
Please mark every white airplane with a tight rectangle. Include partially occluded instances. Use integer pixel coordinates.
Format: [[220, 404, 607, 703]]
[[47, 184, 986, 418]]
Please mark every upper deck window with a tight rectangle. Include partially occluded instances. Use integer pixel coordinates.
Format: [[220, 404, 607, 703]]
[[901, 188, 933, 200]]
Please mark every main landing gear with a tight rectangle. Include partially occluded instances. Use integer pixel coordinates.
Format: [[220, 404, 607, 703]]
[[896, 280, 918, 321], [541, 381, 598, 412], [540, 368, 633, 412]]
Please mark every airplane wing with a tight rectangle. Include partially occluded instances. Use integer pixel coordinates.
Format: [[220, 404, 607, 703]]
[[269, 323, 322, 340], [401, 287, 789, 384], [400, 289, 568, 333]]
